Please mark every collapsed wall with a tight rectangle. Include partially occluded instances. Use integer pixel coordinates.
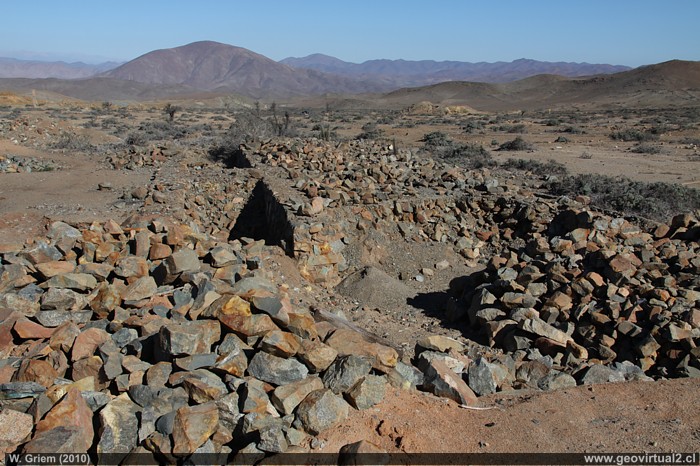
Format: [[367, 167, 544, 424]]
[[235, 138, 700, 383], [229, 180, 295, 258]]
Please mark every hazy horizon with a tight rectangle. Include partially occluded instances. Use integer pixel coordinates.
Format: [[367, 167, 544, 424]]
[[2, 0, 699, 67]]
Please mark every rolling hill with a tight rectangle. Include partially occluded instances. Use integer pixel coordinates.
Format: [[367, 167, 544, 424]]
[[366, 60, 700, 111], [103, 41, 385, 98], [0, 57, 119, 79]]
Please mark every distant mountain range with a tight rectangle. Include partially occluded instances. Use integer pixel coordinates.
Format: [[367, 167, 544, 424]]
[[1, 41, 632, 93], [0, 57, 120, 79], [0, 41, 698, 110], [280, 54, 631, 87]]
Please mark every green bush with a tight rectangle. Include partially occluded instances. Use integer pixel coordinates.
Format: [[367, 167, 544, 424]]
[[444, 143, 494, 169], [356, 122, 384, 140], [421, 131, 452, 148]]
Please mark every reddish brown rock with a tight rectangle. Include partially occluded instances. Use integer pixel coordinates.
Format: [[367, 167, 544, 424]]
[[121, 276, 157, 302], [35, 388, 94, 452], [260, 330, 301, 358], [172, 402, 219, 455], [298, 339, 338, 373], [218, 311, 279, 337], [149, 242, 172, 260], [90, 283, 122, 315], [14, 358, 58, 388], [423, 358, 478, 406], [13, 318, 55, 340], [72, 356, 109, 389], [35, 261, 76, 279], [325, 328, 398, 373], [271, 376, 324, 415], [48, 322, 81, 353], [71, 327, 110, 362]]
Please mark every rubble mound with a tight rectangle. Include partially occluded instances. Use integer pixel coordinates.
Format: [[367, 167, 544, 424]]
[[335, 266, 414, 311], [0, 132, 698, 461]]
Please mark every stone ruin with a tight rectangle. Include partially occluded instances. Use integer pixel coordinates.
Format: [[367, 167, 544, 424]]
[[0, 136, 698, 461]]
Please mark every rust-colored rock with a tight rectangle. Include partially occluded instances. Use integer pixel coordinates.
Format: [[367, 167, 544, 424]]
[[35, 388, 94, 452]]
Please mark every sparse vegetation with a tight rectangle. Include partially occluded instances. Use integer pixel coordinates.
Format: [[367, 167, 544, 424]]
[[50, 131, 94, 152], [497, 136, 534, 151], [610, 128, 659, 142], [163, 103, 180, 122], [547, 174, 700, 220], [494, 123, 527, 133], [632, 143, 662, 154], [502, 158, 568, 176], [421, 131, 493, 168], [356, 122, 384, 140]]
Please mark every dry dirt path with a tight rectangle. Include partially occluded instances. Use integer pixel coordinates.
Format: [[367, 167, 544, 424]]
[[317, 378, 700, 455]]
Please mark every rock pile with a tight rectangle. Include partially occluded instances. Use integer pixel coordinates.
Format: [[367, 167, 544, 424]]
[[2, 131, 698, 460], [0, 216, 413, 461], [0, 154, 60, 173], [236, 139, 698, 384], [451, 206, 700, 385]]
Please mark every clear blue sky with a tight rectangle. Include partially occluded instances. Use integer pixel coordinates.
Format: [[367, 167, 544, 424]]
[[2, 1, 699, 67]]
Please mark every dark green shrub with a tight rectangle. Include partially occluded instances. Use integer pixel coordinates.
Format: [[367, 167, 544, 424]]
[[547, 174, 700, 220], [356, 122, 384, 140], [444, 143, 494, 169], [422, 131, 452, 148], [561, 126, 585, 134], [610, 128, 659, 142], [502, 158, 568, 176], [497, 137, 534, 151], [463, 120, 484, 133], [632, 143, 662, 154], [50, 132, 93, 152]]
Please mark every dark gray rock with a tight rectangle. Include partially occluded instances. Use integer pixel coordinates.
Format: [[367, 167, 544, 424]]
[[322, 355, 372, 395], [97, 393, 140, 461], [247, 351, 309, 386], [538, 370, 577, 390], [295, 389, 350, 435], [346, 375, 387, 410], [468, 358, 500, 396], [580, 364, 626, 385]]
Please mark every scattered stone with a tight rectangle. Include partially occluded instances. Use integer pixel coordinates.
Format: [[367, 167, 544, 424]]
[[538, 371, 577, 391], [339, 440, 390, 465], [35, 388, 94, 452], [422, 358, 478, 406], [325, 328, 398, 373]]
